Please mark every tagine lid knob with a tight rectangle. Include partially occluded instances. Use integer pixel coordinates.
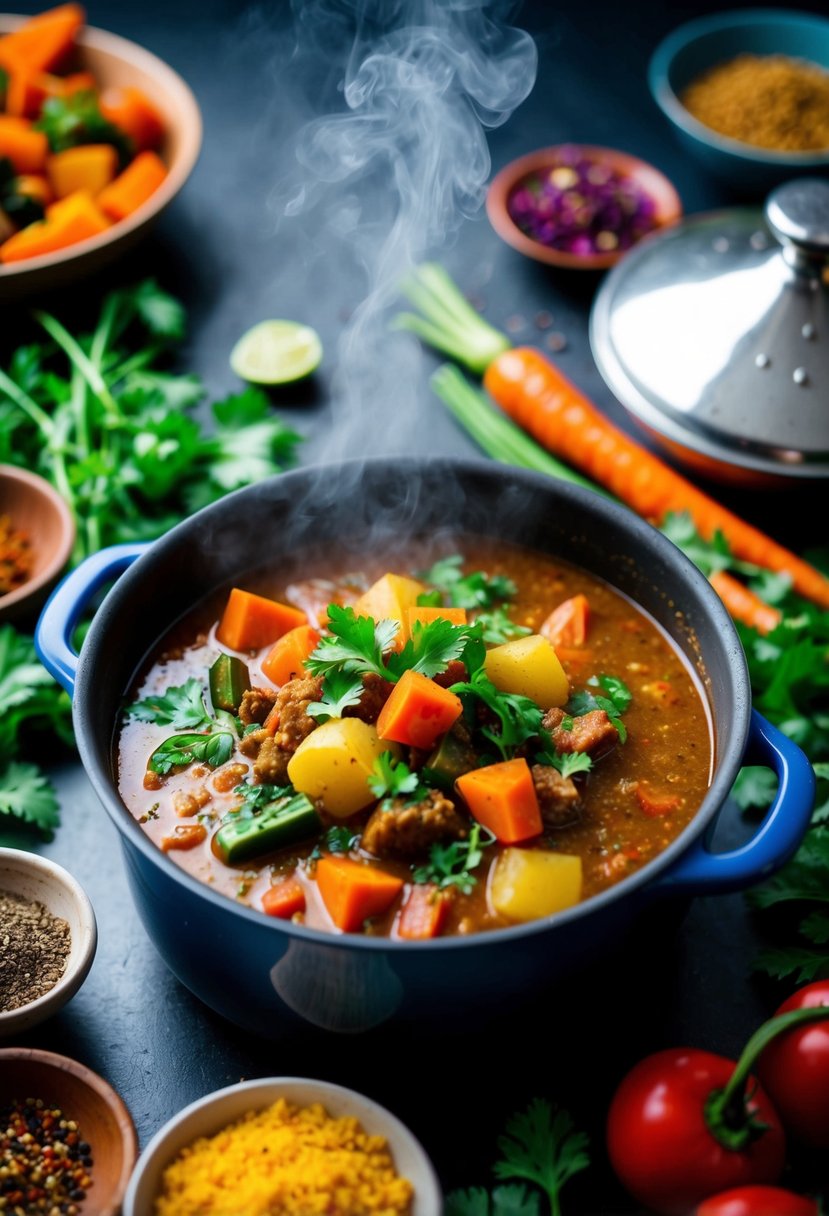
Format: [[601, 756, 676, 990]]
[[765, 178, 829, 261]]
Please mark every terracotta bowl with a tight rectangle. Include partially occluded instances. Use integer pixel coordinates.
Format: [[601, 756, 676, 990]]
[[124, 1077, 442, 1216], [0, 1047, 137, 1216], [0, 464, 75, 624], [486, 144, 683, 270], [0, 13, 202, 296]]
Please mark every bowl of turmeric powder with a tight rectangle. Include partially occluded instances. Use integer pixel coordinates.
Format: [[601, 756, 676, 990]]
[[0, 464, 74, 624], [649, 9, 829, 193]]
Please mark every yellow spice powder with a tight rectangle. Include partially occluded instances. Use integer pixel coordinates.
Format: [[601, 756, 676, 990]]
[[154, 1098, 414, 1216], [681, 53, 829, 152]]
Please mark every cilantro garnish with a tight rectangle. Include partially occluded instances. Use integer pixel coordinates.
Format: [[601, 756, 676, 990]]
[[566, 674, 632, 743], [0, 761, 60, 836], [149, 731, 236, 775], [474, 606, 532, 646], [306, 605, 400, 681], [35, 91, 133, 163], [536, 750, 593, 780], [451, 670, 544, 761], [368, 753, 429, 809], [306, 668, 365, 722], [324, 825, 361, 853], [128, 678, 213, 730], [420, 554, 517, 609], [445, 1185, 541, 1216], [412, 822, 494, 894], [233, 781, 294, 814]]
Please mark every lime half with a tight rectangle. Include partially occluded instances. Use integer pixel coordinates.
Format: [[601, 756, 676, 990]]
[[230, 320, 323, 385]]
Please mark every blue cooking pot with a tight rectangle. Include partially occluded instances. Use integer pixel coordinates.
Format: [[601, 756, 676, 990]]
[[36, 459, 814, 1035]]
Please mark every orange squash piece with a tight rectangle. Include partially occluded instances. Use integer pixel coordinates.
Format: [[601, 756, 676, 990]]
[[260, 624, 320, 687], [397, 884, 451, 940], [97, 150, 166, 221], [316, 856, 403, 932], [406, 605, 468, 632], [540, 594, 590, 648], [47, 144, 118, 199], [376, 668, 463, 750], [456, 758, 543, 844], [99, 85, 165, 150], [0, 5, 85, 74], [215, 588, 307, 652], [0, 115, 49, 173], [262, 876, 306, 920], [0, 189, 108, 263]]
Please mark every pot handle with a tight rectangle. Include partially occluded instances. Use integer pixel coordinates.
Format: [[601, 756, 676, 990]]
[[653, 710, 815, 897], [35, 543, 148, 695]]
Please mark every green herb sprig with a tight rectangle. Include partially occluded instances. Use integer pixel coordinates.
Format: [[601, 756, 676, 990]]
[[368, 754, 430, 810], [127, 678, 213, 731], [412, 822, 494, 894]]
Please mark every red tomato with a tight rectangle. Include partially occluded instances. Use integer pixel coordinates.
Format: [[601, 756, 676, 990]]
[[606, 1049, 785, 1216], [696, 1185, 819, 1216], [757, 981, 829, 1150]]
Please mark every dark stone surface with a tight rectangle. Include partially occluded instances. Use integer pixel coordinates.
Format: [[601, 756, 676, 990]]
[[4, 0, 827, 1210]]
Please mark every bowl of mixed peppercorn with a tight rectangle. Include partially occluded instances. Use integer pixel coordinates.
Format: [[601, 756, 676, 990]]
[[0, 1047, 138, 1216]]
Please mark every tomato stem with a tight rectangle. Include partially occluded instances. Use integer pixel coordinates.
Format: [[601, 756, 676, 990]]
[[704, 1003, 829, 1151]]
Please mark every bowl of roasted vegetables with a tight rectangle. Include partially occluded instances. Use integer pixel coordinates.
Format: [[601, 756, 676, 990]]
[[0, 4, 201, 292], [36, 459, 814, 1035]]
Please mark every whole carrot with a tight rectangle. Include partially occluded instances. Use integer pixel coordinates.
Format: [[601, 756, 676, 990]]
[[485, 348, 829, 611], [708, 571, 783, 636]]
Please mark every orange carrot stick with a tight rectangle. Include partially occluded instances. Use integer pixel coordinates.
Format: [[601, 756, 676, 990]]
[[406, 605, 468, 631], [216, 588, 307, 652], [709, 570, 783, 636], [97, 150, 167, 221], [540, 594, 590, 648], [484, 348, 829, 611], [0, 4, 84, 74], [0, 115, 49, 173], [260, 624, 320, 686], [262, 876, 306, 920], [99, 85, 165, 150], [397, 884, 451, 940], [0, 189, 108, 262], [315, 856, 403, 932], [375, 668, 463, 749], [456, 757, 542, 844]]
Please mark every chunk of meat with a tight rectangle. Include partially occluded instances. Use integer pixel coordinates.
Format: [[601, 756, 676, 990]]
[[542, 707, 619, 760], [361, 791, 468, 859], [432, 660, 467, 689], [272, 675, 323, 752], [253, 735, 291, 785], [238, 686, 278, 726], [343, 673, 393, 724], [531, 764, 581, 829]]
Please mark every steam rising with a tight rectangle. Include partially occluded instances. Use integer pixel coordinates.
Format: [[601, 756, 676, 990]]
[[278, 0, 537, 459]]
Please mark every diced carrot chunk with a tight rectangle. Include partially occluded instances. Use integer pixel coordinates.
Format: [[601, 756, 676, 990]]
[[261, 625, 320, 687], [0, 115, 48, 173], [160, 823, 207, 851], [635, 785, 683, 818], [99, 85, 165, 150], [262, 876, 306, 919], [15, 174, 53, 205], [406, 605, 468, 632], [61, 70, 96, 95], [97, 150, 166, 221], [456, 757, 543, 844], [316, 856, 403, 932], [376, 668, 463, 750], [397, 884, 451, 940], [0, 189, 108, 263], [0, 5, 84, 74], [540, 594, 590, 647], [47, 144, 117, 199], [216, 588, 307, 652]]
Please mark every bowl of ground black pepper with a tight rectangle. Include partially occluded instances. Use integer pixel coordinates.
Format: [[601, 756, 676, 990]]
[[0, 465, 75, 626], [0, 1047, 138, 1216], [649, 9, 829, 193], [0, 848, 96, 1036]]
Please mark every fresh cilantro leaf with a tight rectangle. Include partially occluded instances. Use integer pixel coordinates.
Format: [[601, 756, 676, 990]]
[[234, 781, 294, 814], [731, 766, 778, 812], [474, 607, 531, 646], [368, 754, 428, 809], [493, 1099, 590, 1214], [127, 678, 213, 730], [0, 626, 73, 766], [127, 280, 187, 340], [753, 946, 829, 984], [452, 670, 544, 761], [567, 674, 631, 744], [748, 832, 829, 909], [445, 1185, 540, 1216], [388, 618, 483, 680], [200, 390, 301, 495], [660, 512, 736, 577], [119, 371, 204, 413], [801, 909, 829, 945], [747, 569, 793, 607], [149, 731, 235, 775], [0, 761, 60, 838], [537, 750, 593, 779], [591, 674, 632, 714], [35, 91, 132, 162], [420, 554, 518, 609], [324, 825, 360, 853], [306, 605, 399, 680], [307, 668, 365, 722], [413, 823, 494, 894]]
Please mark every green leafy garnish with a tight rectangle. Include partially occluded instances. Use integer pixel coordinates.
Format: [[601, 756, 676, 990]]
[[420, 554, 517, 609], [306, 605, 399, 681], [306, 668, 366, 722], [324, 825, 361, 853], [445, 1185, 541, 1216], [731, 766, 778, 812], [0, 761, 60, 836], [493, 1099, 590, 1216], [474, 606, 532, 646], [149, 731, 235, 775], [451, 670, 544, 761], [128, 678, 213, 730], [537, 750, 593, 780], [233, 782, 294, 814], [413, 822, 493, 894], [567, 674, 631, 743], [35, 91, 132, 163], [368, 754, 429, 810]]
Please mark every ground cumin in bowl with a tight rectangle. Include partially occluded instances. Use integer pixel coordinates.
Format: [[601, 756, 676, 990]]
[[124, 1077, 442, 1216], [649, 9, 829, 191]]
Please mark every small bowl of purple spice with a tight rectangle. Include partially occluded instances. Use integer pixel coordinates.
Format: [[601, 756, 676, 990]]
[[487, 144, 682, 270]]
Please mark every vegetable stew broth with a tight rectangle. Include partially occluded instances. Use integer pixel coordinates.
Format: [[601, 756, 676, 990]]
[[117, 540, 712, 938]]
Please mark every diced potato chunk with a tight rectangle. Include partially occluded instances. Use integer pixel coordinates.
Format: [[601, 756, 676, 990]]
[[484, 635, 569, 707], [353, 573, 426, 645], [287, 718, 394, 818], [489, 847, 583, 922]]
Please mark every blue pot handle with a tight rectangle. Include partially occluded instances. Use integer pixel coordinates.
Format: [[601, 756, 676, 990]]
[[35, 543, 149, 695], [653, 709, 815, 897]]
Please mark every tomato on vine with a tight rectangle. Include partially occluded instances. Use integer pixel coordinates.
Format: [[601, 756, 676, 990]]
[[757, 980, 829, 1150]]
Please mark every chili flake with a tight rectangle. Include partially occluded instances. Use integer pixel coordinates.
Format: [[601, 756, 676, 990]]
[[0, 1097, 94, 1215]]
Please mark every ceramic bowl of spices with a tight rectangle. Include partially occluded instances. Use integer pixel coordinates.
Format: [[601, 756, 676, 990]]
[[0, 465, 75, 625], [124, 1076, 442, 1216], [486, 144, 682, 270], [0, 1047, 138, 1216], [0, 847, 96, 1036], [649, 9, 829, 193]]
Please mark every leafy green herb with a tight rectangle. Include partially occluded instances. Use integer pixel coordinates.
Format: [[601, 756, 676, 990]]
[[451, 670, 544, 761], [324, 825, 361, 853], [35, 91, 132, 163], [537, 750, 593, 780], [567, 674, 631, 743], [149, 731, 235, 775], [127, 678, 212, 730], [306, 604, 399, 681], [420, 554, 518, 609], [445, 1185, 541, 1216], [306, 668, 365, 722], [412, 822, 493, 894], [493, 1099, 590, 1216], [233, 782, 294, 814], [368, 754, 429, 809], [0, 761, 60, 836], [474, 606, 532, 646], [731, 766, 778, 812], [0, 281, 301, 563]]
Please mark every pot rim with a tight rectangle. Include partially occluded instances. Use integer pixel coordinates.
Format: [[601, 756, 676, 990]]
[[73, 456, 751, 952]]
